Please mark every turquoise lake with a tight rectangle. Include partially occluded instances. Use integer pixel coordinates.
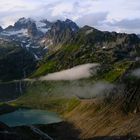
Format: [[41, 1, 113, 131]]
[[0, 109, 62, 127]]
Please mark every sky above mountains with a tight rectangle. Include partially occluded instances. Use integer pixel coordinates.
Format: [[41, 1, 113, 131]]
[[0, 0, 140, 34]]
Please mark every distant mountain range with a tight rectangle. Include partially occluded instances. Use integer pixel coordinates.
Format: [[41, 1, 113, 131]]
[[0, 17, 140, 81], [0, 18, 79, 60]]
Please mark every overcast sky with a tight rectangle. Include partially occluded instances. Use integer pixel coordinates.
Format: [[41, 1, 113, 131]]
[[0, 0, 140, 34]]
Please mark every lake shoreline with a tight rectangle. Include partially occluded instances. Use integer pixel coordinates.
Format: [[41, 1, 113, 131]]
[[0, 105, 62, 127]]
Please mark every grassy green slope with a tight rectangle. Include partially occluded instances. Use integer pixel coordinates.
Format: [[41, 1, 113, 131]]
[[31, 26, 140, 78]]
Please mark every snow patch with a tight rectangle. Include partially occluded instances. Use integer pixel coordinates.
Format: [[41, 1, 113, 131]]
[[26, 44, 30, 48], [18, 18, 34, 24], [36, 20, 50, 33], [39, 28, 50, 33], [31, 46, 40, 49], [1, 29, 28, 37], [33, 53, 40, 60], [43, 45, 48, 50]]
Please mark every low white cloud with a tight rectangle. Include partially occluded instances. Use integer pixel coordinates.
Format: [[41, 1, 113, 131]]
[[42, 81, 115, 99], [76, 12, 108, 28], [39, 63, 100, 81], [51, 2, 74, 17], [74, 81, 114, 99]]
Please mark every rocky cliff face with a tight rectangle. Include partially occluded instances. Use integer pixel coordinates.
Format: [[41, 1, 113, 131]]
[[14, 17, 34, 30], [32, 24, 140, 77], [0, 18, 140, 81], [27, 22, 38, 37], [0, 18, 79, 60], [40, 19, 79, 52], [0, 18, 81, 81]]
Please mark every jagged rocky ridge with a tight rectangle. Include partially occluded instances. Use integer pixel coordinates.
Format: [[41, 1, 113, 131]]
[[0, 18, 80, 81], [32, 25, 140, 77], [0, 18, 79, 60]]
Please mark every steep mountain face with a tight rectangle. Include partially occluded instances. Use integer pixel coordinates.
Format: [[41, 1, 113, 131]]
[[32, 25, 140, 77], [120, 61, 140, 113], [40, 19, 79, 52], [0, 39, 36, 81], [1, 18, 140, 82], [0, 18, 79, 60], [14, 17, 34, 30], [123, 78, 140, 113], [41, 19, 53, 28], [27, 22, 38, 37], [3, 18, 38, 38], [0, 18, 80, 80], [0, 19, 45, 59], [4, 17, 45, 37]]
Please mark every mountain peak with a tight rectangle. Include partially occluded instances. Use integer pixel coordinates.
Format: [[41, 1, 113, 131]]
[[14, 17, 35, 30], [27, 22, 38, 37], [40, 19, 52, 28], [82, 25, 99, 31], [51, 19, 79, 30], [17, 17, 35, 24], [65, 19, 73, 23]]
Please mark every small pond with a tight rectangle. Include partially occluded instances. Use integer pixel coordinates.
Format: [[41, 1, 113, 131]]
[[0, 109, 62, 127]]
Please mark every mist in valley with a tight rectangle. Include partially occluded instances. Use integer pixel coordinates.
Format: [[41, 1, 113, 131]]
[[35, 63, 115, 99], [131, 68, 140, 78], [22, 63, 117, 99], [39, 63, 100, 81], [49, 81, 115, 99]]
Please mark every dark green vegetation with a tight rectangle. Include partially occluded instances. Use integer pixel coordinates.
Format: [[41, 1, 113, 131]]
[[96, 60, 133, 82], [11, 81, 81, 114], [0, 81, 27, 101], [0, 39, 36, 81], [0, 103, 18, 115]]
